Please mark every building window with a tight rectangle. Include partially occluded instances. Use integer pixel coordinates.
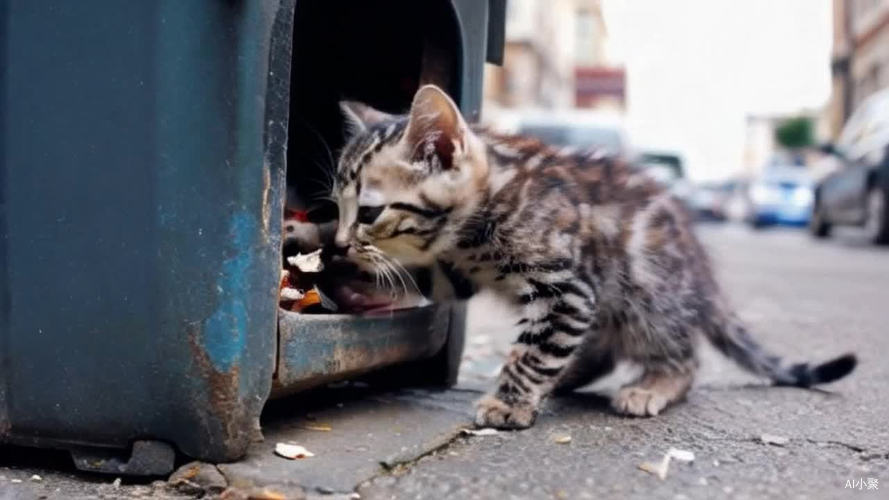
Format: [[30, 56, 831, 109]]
[[575, 9, 598, 66]]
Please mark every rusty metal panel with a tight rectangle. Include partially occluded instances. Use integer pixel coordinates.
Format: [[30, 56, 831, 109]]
[[273, 306, 450, 397]]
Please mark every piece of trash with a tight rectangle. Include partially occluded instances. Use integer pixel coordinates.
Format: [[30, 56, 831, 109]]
[[315, 286, 339, 312], [667, 448, 695, 462], [295, 287, 322, 310], [112, 478, 122, 489], [638, 448, 696, 480], [287, 249, 323, 273], [245, 488, 287, 500], [302, 424, 332, 432], [274, 442, 315, 459], [10, 479, 22, 484], [553, 435, 572, 444], [638, 456, 671, 480], [760, 433, 789, 446], [168, 461, 227, 495], [461, 428, 499, 436], [29, 475, 42, 482], [280, 287, 305, 301]]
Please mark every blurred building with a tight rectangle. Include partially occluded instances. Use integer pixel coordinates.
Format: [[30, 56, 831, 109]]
[[744, 114, 822, 177], [483, 0, 624, 113], [827, 0, 889, 138]]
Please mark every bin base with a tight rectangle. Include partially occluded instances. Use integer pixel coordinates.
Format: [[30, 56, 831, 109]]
[[70, 440, 176, 476]]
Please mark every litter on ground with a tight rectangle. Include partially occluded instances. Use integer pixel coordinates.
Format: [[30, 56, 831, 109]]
[[638, 448, 696, 480], [274, 442, 315, 459], [302, 424, 332, 432], [760, 433, 789, 446], [461, 428, 499, 437]]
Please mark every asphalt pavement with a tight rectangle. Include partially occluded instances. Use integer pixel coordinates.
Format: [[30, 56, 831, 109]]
[[2, 225, 887, 499]]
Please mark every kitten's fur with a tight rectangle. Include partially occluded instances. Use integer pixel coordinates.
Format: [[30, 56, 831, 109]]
[[332, 85, 856, 429]]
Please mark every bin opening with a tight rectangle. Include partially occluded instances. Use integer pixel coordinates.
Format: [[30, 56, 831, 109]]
[[279, 0, 459, 314], [279, 211, 430, 315]]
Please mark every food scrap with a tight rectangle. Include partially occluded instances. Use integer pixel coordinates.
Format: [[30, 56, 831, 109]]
[[553, 435, 572, 444], [274, 442, 315, 459], [638, 448, 696, 480], [637, 458, 670, 480], [279, 207, 431, 315], [302, 424, 332, 432], [667, 448, 695, 462], [242, 487, 288, 500], [760, 433, 789, 446], [287, 249, 324, 273], [461, 428, 500, 437]]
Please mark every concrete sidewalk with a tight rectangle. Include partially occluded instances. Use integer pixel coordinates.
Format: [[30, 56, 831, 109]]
[[2, 226, 887, 499]]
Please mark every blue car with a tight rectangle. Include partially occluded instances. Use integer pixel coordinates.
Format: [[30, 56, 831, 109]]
[[746, 165, 815, 228]]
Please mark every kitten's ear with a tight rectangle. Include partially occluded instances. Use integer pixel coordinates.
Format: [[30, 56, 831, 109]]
[[404, 85, 467, 170], [339, 100, 394, 135]]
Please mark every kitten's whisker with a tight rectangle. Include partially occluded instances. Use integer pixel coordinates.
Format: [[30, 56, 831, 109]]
[[368, 253, 392, 296], [385, 259, 408, 299], [370, 250, 402, 298], [382, 254, 420, 296]]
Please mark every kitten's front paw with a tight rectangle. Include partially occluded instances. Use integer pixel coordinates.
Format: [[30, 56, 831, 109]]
[[474, 394, 538, 429], [612, 387, 668, 417]]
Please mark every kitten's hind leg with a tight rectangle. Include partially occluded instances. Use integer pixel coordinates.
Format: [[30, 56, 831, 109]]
[[612, 364, 694, 417]]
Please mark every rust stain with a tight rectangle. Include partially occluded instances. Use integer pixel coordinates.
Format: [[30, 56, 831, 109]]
[[186, 324, 250, 453]]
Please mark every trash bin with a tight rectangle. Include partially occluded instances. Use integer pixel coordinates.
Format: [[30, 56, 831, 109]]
[[0, 0, 504, 475]]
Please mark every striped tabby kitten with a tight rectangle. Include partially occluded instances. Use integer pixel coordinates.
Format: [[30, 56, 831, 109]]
[[332, 85, 856, 429]]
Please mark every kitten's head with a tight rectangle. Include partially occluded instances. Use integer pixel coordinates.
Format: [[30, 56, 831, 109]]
[[333, 85, 487, 267]]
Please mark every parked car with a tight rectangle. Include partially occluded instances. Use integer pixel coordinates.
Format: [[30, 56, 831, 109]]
[[512, 110, 632, 159], [811, 88, 889, 244], [638, 150, 694, 205], [689, 181, 738, 221], [745, 164, 815, 228]]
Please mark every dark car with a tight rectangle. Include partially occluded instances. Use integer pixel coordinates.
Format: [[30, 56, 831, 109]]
[[812, 88, 889, 244]]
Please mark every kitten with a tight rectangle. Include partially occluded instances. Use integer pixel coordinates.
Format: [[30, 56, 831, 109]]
[[331, 85, 856, 429]]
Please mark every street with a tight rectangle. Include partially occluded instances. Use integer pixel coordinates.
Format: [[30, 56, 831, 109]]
[[2, 225, 888, 499]]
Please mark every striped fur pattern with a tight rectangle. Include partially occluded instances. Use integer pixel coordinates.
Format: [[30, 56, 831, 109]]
[[333, 85, 856, 429]]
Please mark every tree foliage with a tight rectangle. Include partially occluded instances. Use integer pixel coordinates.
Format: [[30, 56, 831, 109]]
[[775, 116, 814, 149]]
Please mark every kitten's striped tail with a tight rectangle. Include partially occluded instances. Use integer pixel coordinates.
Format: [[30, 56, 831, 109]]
[[706, 318, 856, 387]]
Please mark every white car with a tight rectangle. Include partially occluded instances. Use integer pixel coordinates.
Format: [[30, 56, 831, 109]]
[[491, 109, 632, 159]]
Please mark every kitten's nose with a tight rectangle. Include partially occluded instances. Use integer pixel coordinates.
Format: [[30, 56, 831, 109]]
[[330, 229, 351, 255], [334, 226, 352, 250], [330, 240, 350, 256]]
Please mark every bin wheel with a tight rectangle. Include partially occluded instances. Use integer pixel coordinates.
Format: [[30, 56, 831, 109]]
[[369, 302, 467, 388]]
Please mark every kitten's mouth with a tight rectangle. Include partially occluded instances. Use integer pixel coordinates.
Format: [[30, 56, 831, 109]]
[[327, 284, 402, 314], [280, 212, 426, 315]]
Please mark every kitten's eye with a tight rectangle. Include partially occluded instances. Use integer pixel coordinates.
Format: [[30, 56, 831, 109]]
[[357, 205, 385, 225]]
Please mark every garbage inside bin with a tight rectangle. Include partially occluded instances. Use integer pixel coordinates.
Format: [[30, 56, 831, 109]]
[[279, 211, 429, 315]]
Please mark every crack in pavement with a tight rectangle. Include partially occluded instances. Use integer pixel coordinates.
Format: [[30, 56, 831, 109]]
[[354, 426, 469, 496]]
